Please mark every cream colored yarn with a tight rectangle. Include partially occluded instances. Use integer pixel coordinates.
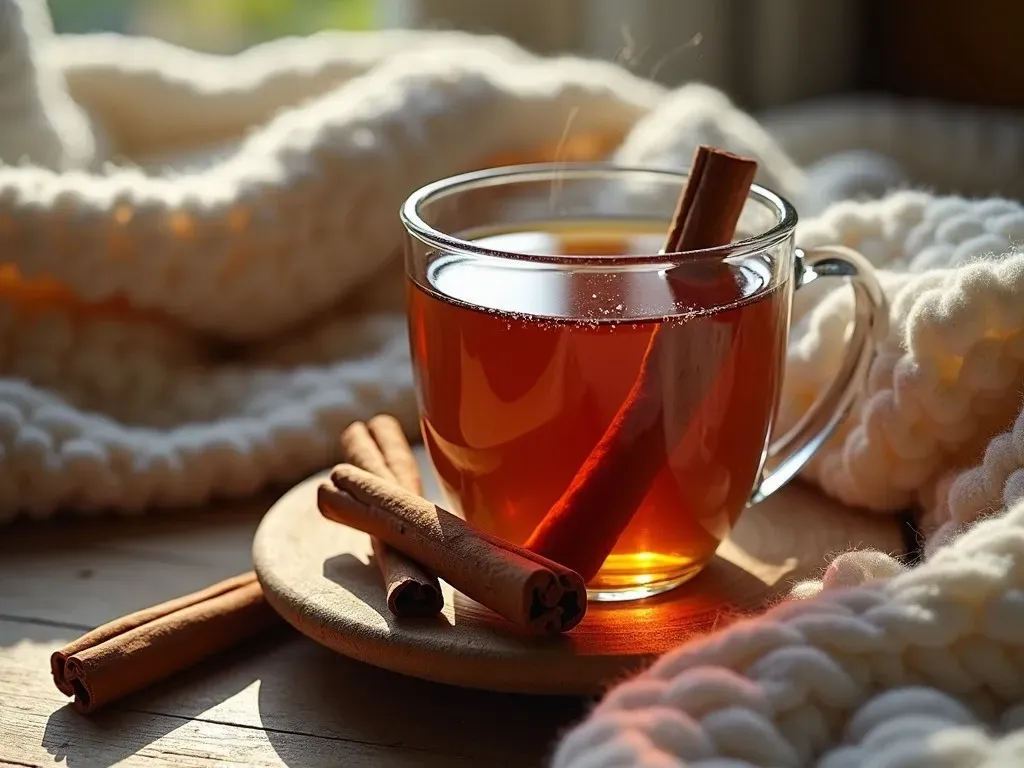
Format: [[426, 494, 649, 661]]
[[6, 36, 658, 339], [553, 502, 1024, 766], [783, 195, 1024, 515], [0, 2, 665, 519]]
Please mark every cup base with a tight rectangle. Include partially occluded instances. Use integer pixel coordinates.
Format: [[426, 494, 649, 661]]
[[585, 559, 707, 603]]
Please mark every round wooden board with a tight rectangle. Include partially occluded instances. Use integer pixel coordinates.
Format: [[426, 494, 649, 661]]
[[253, 464, 905, 696]]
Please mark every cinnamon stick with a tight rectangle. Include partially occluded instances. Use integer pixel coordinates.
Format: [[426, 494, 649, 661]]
[[525, 146, 758, 581], [339, 417, 443, 618], [318, 464, 587, 634], [50, 571, 281, 713], [367, 415, 423, 495]]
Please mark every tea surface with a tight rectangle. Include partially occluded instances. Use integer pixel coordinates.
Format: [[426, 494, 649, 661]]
[[408, 221, 790, 595]]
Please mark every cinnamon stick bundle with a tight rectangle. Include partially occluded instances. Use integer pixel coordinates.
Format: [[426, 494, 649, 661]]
[[340, 416, 443, 618], [525, 146, 758, 581], [50, 571, 280, 713], [318, 465, 587, 635]]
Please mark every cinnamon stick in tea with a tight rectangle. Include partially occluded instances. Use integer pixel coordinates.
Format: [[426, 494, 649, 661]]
[[318, 464, 587, 634], [51, 571, 281, 713], [339, 417, 443, 618], [525, 146, 758, 581]]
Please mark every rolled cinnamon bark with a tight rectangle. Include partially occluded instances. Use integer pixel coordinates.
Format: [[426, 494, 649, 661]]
[[366, 415, 423, 495], [339, 419, 443, 618], [525, 146, 758, 581], [50, 571, 281, 713], [318, 464, 587, 635]]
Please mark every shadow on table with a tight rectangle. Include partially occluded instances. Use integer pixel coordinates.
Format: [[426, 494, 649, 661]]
[[41, 631, 287, 768], [35, 623, 582, 768], [322, 552, 452, 629], [313, 554, 587, 764], [255, 638, 588, 767], [273, 555, 765, 765], [306, 543, 771, 763]]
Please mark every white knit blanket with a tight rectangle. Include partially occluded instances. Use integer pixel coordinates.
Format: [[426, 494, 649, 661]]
[[4, 2, 1024, 763]]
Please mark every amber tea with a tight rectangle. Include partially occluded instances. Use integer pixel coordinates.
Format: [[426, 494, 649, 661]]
[[408, 221, 791, 597]]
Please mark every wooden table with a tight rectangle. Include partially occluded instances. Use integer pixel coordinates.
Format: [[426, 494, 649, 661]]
[[0, 449, 904, 767]]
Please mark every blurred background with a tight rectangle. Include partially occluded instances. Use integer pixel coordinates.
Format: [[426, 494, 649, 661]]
[[48, 0, 1024, 112]]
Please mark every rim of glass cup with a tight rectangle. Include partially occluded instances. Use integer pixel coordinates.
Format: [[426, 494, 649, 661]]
[[400, 162, 799, 267]]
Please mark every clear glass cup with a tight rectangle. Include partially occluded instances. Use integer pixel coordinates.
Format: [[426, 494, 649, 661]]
[[401, 163, 887, 602]]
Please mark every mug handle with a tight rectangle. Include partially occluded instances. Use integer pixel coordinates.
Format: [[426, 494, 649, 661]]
[[751, 245, 889, 503]]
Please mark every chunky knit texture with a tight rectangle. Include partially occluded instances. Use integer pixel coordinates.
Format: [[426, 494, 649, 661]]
[[552, 503, 1024, 767], [6, 3, 1024, 765]]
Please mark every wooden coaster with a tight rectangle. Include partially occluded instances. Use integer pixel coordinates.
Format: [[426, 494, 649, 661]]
[[253, 463, 904, 696]]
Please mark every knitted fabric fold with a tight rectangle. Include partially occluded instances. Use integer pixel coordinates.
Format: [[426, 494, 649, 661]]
[[552, 500, 1024, 766]]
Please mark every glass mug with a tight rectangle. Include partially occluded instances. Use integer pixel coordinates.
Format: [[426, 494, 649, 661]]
[[400, 164, 886, 602]]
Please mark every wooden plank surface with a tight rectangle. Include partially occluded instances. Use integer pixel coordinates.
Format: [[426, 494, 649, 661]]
[[0, 447, 904, 767], [0, 619, 583, 767], [0, 457, 585, 767]]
